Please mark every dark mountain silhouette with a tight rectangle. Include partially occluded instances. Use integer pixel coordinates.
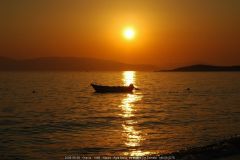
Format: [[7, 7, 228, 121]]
[[160, 64, 240, 72], [0, 57, 157, 71]]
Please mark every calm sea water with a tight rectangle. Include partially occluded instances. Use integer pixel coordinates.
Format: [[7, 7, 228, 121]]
[[0, 71, 240, 159]]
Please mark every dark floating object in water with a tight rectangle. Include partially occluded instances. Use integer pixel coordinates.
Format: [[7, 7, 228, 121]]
[[91, 83, 137, 93], [32, 90, 36, 93]]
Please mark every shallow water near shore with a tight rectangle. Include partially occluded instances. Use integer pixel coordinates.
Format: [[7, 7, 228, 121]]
[[0, 71, 240, 159]]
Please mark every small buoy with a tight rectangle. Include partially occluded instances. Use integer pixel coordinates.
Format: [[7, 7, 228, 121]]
[[32, 90, 36, 93], [186, 88, 191, 91]]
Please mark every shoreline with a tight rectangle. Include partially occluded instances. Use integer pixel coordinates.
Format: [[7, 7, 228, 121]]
[[163, 135, 240, 160]]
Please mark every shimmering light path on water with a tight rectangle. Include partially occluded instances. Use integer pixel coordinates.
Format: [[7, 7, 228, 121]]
[[120, 71, 151, 156]]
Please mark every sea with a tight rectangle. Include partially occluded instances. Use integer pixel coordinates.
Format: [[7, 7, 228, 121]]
[[0, 71, 240, 159]]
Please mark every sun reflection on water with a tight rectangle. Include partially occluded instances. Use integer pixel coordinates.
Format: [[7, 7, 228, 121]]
[[120, 71, 154, 156], [119, 94, 141, 118], [122, 71, 135, 86]]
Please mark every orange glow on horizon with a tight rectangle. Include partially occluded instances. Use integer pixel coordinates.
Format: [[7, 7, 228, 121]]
[[1, 1, 240, 67]]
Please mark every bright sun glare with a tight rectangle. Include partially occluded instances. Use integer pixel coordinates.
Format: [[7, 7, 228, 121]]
[[123, 27, 135, 40]]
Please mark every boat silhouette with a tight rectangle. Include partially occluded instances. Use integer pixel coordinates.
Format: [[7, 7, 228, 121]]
[[91, 83, 136, 93]]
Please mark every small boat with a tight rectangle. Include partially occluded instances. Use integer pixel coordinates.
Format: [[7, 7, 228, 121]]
[[91, 83, 136, 93]]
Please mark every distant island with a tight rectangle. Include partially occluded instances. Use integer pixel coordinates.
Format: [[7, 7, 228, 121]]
[[159, 64, 240, 72], [0, 57, 156, 71]]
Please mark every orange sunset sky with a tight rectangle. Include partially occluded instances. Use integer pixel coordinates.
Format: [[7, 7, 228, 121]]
[[1, 0, 240, 67]]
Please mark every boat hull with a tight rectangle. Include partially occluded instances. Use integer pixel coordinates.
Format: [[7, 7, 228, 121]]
[[91, 84, 134, 93]]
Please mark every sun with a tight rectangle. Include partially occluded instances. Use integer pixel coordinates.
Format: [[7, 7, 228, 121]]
[[123, 27, 136, 40]]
